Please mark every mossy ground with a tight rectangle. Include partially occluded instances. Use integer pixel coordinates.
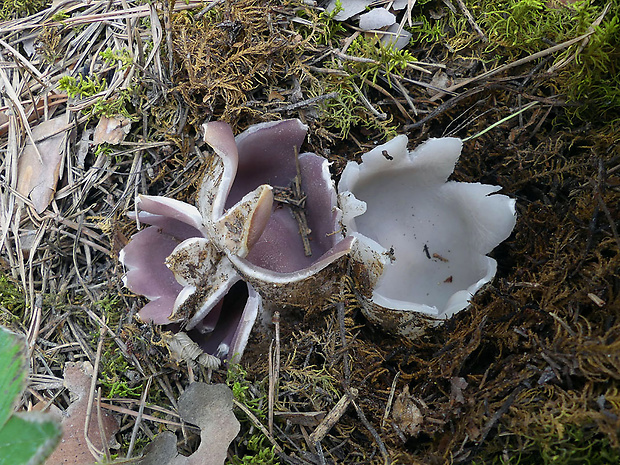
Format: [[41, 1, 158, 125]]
[[0, 0, 618, 463]]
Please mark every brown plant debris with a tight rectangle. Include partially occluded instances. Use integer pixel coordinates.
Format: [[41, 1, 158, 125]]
[[0, 1, 618, 464], [168, 0, 305, 126], [44, 361, 119, 465]]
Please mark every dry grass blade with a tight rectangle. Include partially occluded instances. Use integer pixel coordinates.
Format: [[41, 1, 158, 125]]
[[453, 0, 487, 42], [0, 67, 44, 164], [430, 31, 594, 101], [126, 376, 152, 458], [84, 328, 106, 461]]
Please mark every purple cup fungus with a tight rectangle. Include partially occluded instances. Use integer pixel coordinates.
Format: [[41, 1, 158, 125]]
[[338, 136, 517, 337], [121, 119, 354, 361], [169, 118, 354, 310], [119, 195, 261, 362]]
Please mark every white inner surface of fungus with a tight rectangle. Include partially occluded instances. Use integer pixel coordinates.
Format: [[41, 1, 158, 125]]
[[339, 136, 516, 318]]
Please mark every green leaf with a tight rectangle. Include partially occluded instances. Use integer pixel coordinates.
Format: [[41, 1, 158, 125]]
[[0, 327, 60, 465], [0, 327, 26, 429], [0, 413, 61, 465]]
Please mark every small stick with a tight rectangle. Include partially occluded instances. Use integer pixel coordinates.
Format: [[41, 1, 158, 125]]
[[429, 32, 594, 102], [268, 92, 339, 113], [363, 75, 414, 121], [308, 388, 358, 444], [233, 399, 283, 453], [337, 302, 351, 386], [99, 402, 197, 430], [333, 50, 377, 64], [390, 75, 418, 117], [268, 342, 274, 435], [27, 294, 43, 359], [96, 388, 111, 463], [291, 209, 312, 256], [268, 312, 281, 435], [126, 376, 152, 458], [163, 0, 174, 79], [315, 441, 326, 465], [453, 0, 488, 42], [292, 146, 312, 257], [352, 400, 391, 465], [547, 3, 611, 73], [352, 81, 387, 120], [382, 372, 401, 428], [0, 67, 45, 164], [84, 328, 106, 461], [274, 312, 280, 388], [273, 146, 312, 256], [272, 186, 305, 208], [272, 147, 313, 256]]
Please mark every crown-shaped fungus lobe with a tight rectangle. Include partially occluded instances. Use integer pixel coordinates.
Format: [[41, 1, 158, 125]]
[[121, 118, 356, 359], [339, 137, 516, 335], [120, 195, 261, 361], [199, 119, 353, 306]]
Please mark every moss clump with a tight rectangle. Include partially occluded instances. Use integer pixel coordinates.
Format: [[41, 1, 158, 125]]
[[99, 348, 143, 398], [309, 73, 398, 140], [58, 75, 136, 119], [295, 7, 403, 140], [0, 0, 49, 20], [0, 275, 26, 326], [480, 424, 620, 465], [468, 0, 620, 123], [58, 74, 105, 99], [474, 0, 620, 123], [167, 0, 304, 126], [227, 364, 267, 420], [226, 365, 280, 465], [382, 1, 620, 125], [228, 435, 279, 465]]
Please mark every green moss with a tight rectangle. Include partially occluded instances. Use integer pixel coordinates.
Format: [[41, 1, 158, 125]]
[[100, 47, 133, 71], [295, 0, 346, 46], [94, 143, 114, 157], [400, 0, 620, 124], [346, 35, 418, 85], [482, 425, 620, 465], [408, 13, 448, 44], [560, 5, 620, 123], [466, 0, 620, 123], [58, 74, 136, 120], [0, 275, 26, 326], [316, 0, 346, 46], [480, 0, 564, 48], [227, 364, 266, 420], [228, 435, 279, 465], [226, 365, 280, 464], [50, 11, 69, 22], [99, 350, 142, 398], [306, 35, 412, 139], [58, 74, 105, 99], [313, 76, 397, 140], [91, 88, 136, 119], [93, 297, 143, 399], [0, 0, 49, 20]]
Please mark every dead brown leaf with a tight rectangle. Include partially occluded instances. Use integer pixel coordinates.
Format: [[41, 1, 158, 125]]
[[16, 113, 71, 213], [45, 361, 119, 465], [392, 385, 423, 437], [137, 383, 239, 465], [93, 116, 132, 145]]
